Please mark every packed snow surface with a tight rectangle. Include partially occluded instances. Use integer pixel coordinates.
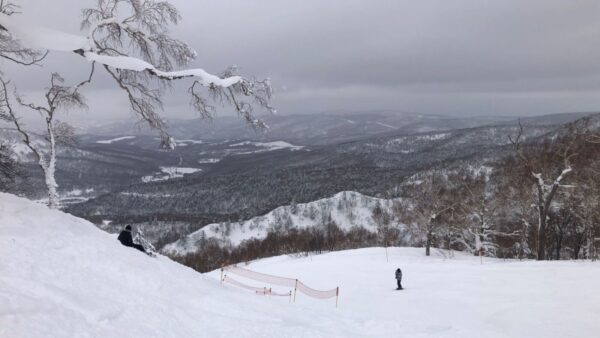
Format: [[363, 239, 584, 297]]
[[2, 193, 600, 337]]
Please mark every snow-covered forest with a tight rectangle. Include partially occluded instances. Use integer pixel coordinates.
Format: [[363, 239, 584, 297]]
[[164, 118, 600, 272], [2, 1, 600, 337]]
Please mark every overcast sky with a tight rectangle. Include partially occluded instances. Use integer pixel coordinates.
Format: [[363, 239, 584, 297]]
[[3, 0, 600, 126]]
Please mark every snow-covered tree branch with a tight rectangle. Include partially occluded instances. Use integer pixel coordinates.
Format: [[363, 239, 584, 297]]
[[508, 121, 576, 260], [0, 1, 47, 66], [0, 0, 274, 148]]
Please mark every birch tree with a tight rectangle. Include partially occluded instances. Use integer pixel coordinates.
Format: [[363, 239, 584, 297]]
[[0, 1, 47, 65], [0, 70, 92, 208], [0, 0, 274, 148], [0, 0, 274, 206], [402, 173, 456, 256], [509, 122, 576, 260], [459, 172, 519, 260]]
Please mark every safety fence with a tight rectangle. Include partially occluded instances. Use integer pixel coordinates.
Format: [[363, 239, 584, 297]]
[[222, 275, 292, 298], [221, 265, 340, 307]]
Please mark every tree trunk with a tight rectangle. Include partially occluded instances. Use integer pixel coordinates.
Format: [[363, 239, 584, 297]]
[[425, 229, 432, 256], [555, 227, 562, 260], [45, 118, 60, 209], [45, 169, 60, 209], [536, 185, 547, 260]]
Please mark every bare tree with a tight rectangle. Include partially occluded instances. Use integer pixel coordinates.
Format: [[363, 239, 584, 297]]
[[402, 173, 456, 256], [508, 121, 576, 260], [0, 1, 47, 65], [0, 69, 93, 208], [0, 1, 274, 148], [0, 142, 19, 189], [76, 0, 274, 148], [0, 0, 274, 206], [458, 172, 519, 261], [372, 201, 398, 261]]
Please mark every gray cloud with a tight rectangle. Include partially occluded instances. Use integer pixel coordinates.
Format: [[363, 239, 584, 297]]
[[3, 0, 600, 127]]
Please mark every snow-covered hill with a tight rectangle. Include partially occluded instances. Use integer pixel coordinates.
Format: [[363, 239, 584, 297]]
[[0, 193, 345, 337], [162, 191, 409, 255], [2, 193, 600, 337]]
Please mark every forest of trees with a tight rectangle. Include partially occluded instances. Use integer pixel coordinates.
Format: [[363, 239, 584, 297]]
[[173, 117, 600, 272]]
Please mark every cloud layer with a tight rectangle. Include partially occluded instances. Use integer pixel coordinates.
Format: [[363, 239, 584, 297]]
[[3, 0, 600, 127]]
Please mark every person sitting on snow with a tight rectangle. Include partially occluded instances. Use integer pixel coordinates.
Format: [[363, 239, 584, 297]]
[[395, 268, 403, 290], [118, 225, 147, 253]]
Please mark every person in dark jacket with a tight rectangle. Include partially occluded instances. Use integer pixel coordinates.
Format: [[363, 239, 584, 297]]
[[118, 225, 146, 253], [395, 268, 403, 290]]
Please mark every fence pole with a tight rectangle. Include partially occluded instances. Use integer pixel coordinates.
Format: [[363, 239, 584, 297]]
[[335, 287, 339, 308], [220, 267, 224, 283], [293, 279, 298, 303]]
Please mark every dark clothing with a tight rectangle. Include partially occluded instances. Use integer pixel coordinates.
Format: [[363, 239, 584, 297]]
[[395, 268, 403, 290], [118, 230, 146, 253]]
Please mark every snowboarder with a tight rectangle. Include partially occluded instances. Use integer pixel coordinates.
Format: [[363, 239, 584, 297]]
[[118, 225, 147, 253], [395, 268, 403, 290]]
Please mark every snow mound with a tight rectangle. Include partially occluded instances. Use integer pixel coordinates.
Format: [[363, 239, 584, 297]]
[[0, 193, 351, 338]]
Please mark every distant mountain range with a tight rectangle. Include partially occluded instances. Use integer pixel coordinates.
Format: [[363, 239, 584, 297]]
[[80, 110, 596, 145], [2, 110, 597, 246]]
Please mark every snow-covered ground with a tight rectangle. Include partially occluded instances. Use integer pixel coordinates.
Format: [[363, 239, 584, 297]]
[[141, 166, 202, 182], [2, 193, 600, 338], [230, 140, 304, 154], [197, 158, 221, 164], [174, 139, 203, 147], [96, 136, 136, 144]]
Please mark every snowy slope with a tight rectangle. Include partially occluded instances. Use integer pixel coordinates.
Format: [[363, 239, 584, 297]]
[[0, 193, 356, 338], [2, 193, 600, 337], [209, 248, 600, 338], [163, 191, 408, 255]]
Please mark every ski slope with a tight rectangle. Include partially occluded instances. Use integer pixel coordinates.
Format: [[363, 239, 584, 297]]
[[1, 193, 600, 337]]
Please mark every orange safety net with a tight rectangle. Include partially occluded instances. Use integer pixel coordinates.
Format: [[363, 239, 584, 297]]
[[223, 265, 338, 300], [223, 265, 296, 287], [222, 275, 266, 293], [223, 275, 291, 297], [296, 280, 338, 299]]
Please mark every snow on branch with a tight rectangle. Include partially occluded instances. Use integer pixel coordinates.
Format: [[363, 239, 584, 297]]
[[80, 52, 242, 87], [0, 1, 274, 149], [554, 167, 572, 186], [0, 13, 244, 88]]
